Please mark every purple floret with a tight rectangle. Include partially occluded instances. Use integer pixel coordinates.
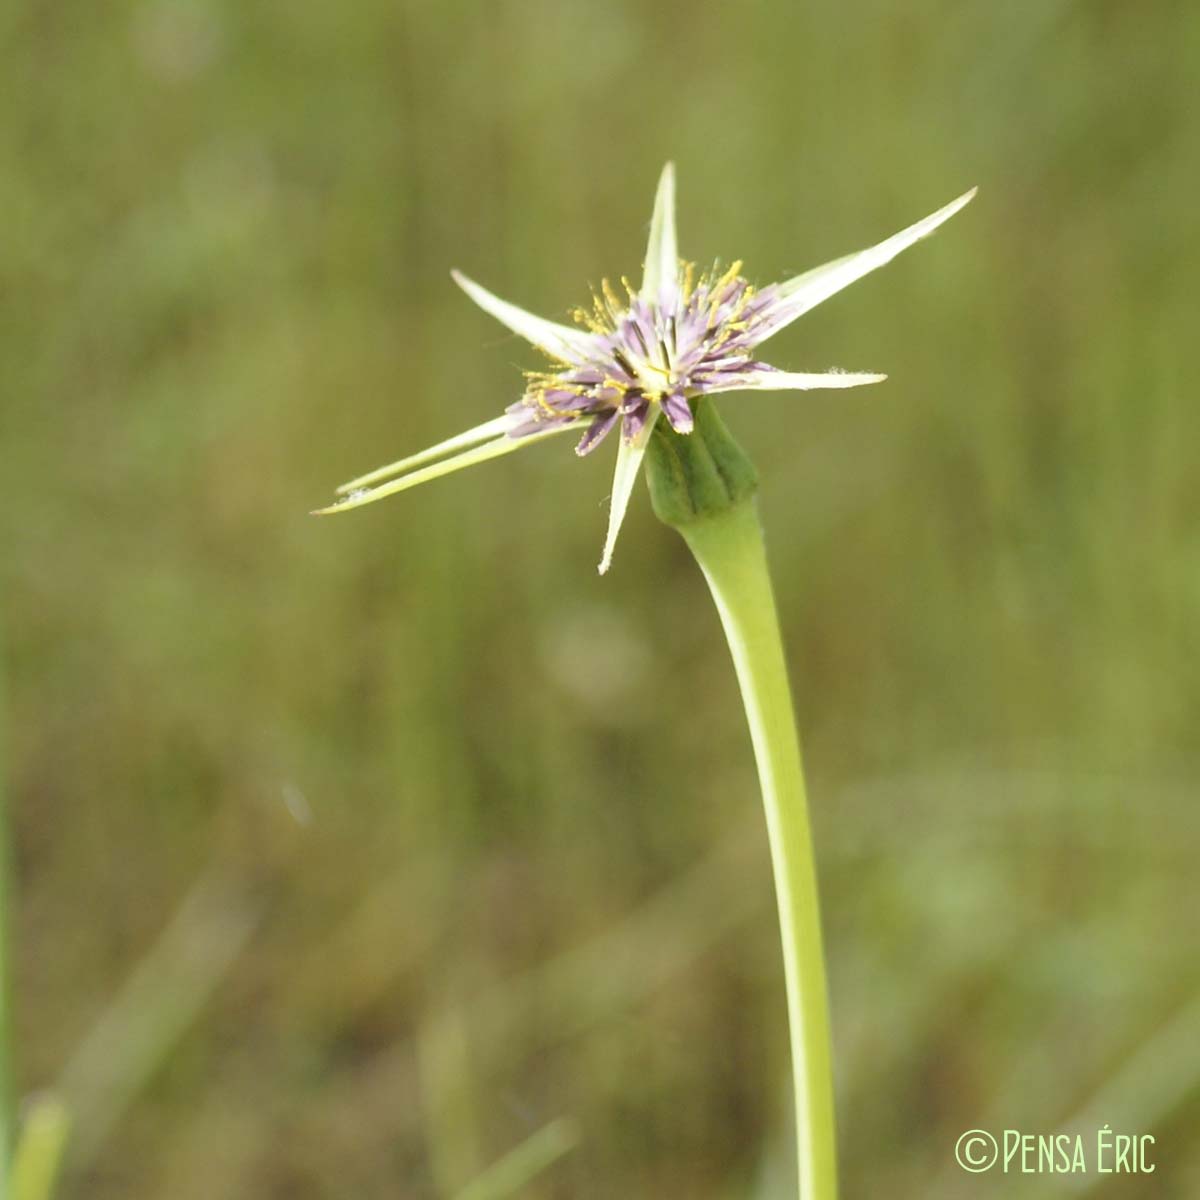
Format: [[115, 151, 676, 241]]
[[514, 267, 786, 448]]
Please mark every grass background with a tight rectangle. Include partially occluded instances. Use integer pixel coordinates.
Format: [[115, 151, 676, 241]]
[[3, 0, 1199, 1196]]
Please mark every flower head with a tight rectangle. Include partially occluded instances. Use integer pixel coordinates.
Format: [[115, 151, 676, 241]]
[[315, 165, 975, 572]]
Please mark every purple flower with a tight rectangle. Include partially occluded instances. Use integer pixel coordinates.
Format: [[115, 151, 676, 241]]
[[316, 165, 975, 573]]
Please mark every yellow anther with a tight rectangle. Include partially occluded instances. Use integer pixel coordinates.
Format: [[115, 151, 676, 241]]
[[681, 261, 696, 302], [528, 388, 558, 416], [586, 289, 613, 331], [601, 278, 624, 316], [714, 260, 743, 294], [572, 305, 607, 334], [728, 283, 755, 324]]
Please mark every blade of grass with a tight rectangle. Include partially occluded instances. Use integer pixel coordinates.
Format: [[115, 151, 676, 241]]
[[55, 871, 260, 1172], [10, 1096, 70, 1200], [0, 613, 10, 1196], [453, 1117, 580, 1200], [1051, 991, 1200, 1197], [417, 1003, 482, 1196]]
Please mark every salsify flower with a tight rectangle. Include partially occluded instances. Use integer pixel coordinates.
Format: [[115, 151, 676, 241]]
[[315, 164, 975, 573]]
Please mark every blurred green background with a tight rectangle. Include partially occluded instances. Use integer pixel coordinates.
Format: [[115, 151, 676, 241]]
[[3, 0, 1199, 1196]]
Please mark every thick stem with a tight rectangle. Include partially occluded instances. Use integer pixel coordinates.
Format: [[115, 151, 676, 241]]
[[679, 501, 838, 1199], [645, 401, 837, 1197]]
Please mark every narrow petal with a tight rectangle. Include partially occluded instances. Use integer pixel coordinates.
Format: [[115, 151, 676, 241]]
[[661, 392, 694, 433], [336, 414, 515, 493], [619, 396, 652, 442], [598, 408, 660, 575], [755, 188, 977, 343], [575, 409, 619, 456], [641, 163, 678, 307], [701, 368, 888, 394], [313, 420, 583, 515], [451, 270, 595, 363]]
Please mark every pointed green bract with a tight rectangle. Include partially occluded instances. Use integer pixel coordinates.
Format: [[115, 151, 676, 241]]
[[641, 163, 678, 305], [703, 369, 888, 394], [598, 411, 660, 574], [336, 415, 515, 494], [313, 422, 582, 516], [451, 270, 594, 363], [765, 187, 977, 338]]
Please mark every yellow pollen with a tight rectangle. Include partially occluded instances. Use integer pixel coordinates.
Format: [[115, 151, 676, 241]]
[[601, 278, 624, 317], [709, 283, 757, 348], [706, 260, 744, 327], [528, 388, 559, 416], [730, 283, 755, 320], [571, 306, 607, 333]]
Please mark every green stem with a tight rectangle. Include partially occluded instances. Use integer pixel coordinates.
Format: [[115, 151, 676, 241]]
[[681, 503, 837, 1199], [646, 402, 837, 1198], [0, 618, 12, 1199]]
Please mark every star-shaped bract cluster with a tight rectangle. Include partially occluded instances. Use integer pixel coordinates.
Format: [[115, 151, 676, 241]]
[[318, 165, 974, 573]]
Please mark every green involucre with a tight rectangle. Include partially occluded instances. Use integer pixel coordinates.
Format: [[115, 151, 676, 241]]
[[644, 399, 759, 528]]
